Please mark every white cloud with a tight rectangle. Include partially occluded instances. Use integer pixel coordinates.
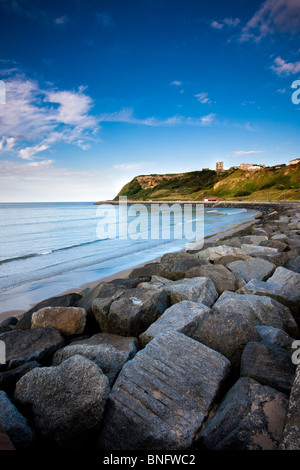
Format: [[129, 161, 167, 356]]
[[195, 92, 211, 104], [0, 136, 15, 152], [271, 56, 300, 75], [19, 143, 49, 160], [54, 15, 69, 25], [211, 21, 223, 30], [240, 0, 300, 43], [232, 150, 263, 157], [0, 75, 99, 160], [211, 17, 240, 30], [170, 81, 182, 86]]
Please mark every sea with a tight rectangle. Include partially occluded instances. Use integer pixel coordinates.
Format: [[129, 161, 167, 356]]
[[0, 202, 259, 316]]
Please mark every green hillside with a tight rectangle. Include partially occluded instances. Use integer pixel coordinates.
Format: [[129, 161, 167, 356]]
[[115, 163, 300, 202]]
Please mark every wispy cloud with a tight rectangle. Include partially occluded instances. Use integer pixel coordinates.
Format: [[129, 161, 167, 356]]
[[271, 56, 300, 76], [96, 12, 115, 28], [232, 150, 263, 157], [211, 17, 240, 30], [98, 108, 216, 127], [170, 81, 182, 86], [54, 15, 69, 26], [240, 0, 300, 43], [195, 92, 211, 104]]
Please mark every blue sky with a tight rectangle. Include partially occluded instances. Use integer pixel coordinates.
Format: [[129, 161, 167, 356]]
[[0, 0, 300, 201]]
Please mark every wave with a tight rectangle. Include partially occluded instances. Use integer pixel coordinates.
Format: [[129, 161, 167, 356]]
[[0, 238, 104, 266], [224, 209, 247, 215]]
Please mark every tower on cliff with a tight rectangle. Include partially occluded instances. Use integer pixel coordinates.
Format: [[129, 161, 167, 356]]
[[216, 162, 223, 172]]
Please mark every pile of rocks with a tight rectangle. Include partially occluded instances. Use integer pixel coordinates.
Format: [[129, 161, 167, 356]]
[[0, 205, 300, 451]]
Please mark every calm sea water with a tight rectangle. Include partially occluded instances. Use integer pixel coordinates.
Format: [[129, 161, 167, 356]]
[[0, 202, 259, 315]]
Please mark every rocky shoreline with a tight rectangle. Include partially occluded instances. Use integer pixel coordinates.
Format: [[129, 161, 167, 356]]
[[0, 203, 300, 451]]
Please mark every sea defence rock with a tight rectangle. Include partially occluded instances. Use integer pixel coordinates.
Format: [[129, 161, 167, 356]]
[[0, 361, 41, 396], [92, 287, 170, 336], [52, 342, 135, 386], [163, 277, 218, 307], [226, 257, 276, 282], [240, 341, 296, 394], [191, 292, 298, 370], [197, 245, 246, 262], [70, 332, 139, 358], [239, 267, 300, 320], [139, 301, 211, 347], [285, 256, 300, 273], [259, 239, 288, 252], [75, 277, 147, 314], [0, 391, 35, 449], [254, 326, 295, 351], [279, 363, 300, 450], [14, 355, 110, 449], [31, 306, 87, 336], [185, 264, 238, 294], [0, 327, 65, 371], [240, 244, 278, 256], [197, 377, 289, 450], [98, 331, 230, 450], [16, 292, 83, 330]]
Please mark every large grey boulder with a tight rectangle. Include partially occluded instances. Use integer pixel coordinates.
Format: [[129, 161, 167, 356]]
[[0, 390, 35, 449], [14, 355, 110, 449], [170, 256, 209, 280], [241, 235, 269, 245], [185, 264, 238, 294], [70, 332, 139, 358], [128, 262, 173, 280], [239, 267, 300, 319], [197, 377, 289, 450], [16, 292, 82, 330], [259, 239, 288, 252], [240, 341, 296, 394], [269, 266, 300, 289], [254, 326, 295, 351], [75, 277, 145, 313], [99, 331, 230, 451], [279, 363, 300, 450], [197, 245, 246, 262], [240, 244, 278, 256], [92, 287, 170, 336], [192, 292, 298, 369], [0, 361, 41, 395], [163, 277, 218, 307], [285, 256, 300, 273], [226, 257, 276, 282], [52, 342, 136, 386], [0, 327, 65, 371], [139, 301, 211, 347], [31, 306, 86, 336]]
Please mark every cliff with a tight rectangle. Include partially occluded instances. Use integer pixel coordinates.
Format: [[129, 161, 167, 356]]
[[114, 163, 300, 202]]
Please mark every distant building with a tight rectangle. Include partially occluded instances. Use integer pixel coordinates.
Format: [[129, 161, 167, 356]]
[[216, 162, 224, 172], [203, 196, 220, 202], [202, 168, 210, 171], [289, 159, 300, 165]]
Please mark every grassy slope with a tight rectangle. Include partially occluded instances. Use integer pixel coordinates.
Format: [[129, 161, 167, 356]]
[[115, 163, 300, 202]]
